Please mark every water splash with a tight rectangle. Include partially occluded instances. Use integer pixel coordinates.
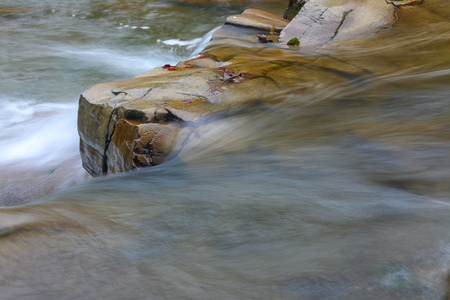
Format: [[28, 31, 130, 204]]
[[159, 26, 220, 58]]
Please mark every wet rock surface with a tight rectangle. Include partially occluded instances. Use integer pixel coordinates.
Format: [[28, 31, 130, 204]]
[[0, 8, 39, 16], [78, 0, 441, 177], [0, 158, 90, 206], [225, 9, 289, 32], [78, 59, 288, 176], [278, 0, 396, 48]]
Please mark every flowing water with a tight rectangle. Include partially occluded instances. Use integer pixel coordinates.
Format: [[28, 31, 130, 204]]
[[0, 1, 449, 299]]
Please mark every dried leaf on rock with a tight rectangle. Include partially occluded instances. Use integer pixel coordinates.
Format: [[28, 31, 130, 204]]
[[162, 62, 192, 71], [270, 25, 276, 35], [163, 64, 176, 71]]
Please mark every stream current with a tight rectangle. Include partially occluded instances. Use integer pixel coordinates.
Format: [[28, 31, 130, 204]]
[[0, 1, 449, 299]]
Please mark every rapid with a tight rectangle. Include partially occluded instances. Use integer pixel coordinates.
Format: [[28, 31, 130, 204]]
[[0, 1, 449, 299]]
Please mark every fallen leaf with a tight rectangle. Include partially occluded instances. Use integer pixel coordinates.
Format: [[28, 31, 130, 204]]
[[163, 64, 177, 71], [270, 25, 276, 35]]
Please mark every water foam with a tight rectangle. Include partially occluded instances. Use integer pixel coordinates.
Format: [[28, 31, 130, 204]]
[[162, 38, 203, 49], [161, 26, 220, 58], [56, 47, 178, 76], [0, 99, 36, 130], [0, 102, 79, 166], [189, 26, 220, 58]]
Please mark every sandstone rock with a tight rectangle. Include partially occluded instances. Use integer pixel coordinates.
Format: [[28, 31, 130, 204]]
[[278, 0, 396, 48], [77, 57, 290, 176], [78, 34, 380, 177], [225, 9, 289, 32], [78, 0, 435, 177], [78, 68, 212, 177]]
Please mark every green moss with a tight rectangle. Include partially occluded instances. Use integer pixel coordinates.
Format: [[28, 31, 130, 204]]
[[287, 37, 300, 46]]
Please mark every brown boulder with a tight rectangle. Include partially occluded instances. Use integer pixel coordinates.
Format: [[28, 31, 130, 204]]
[[77, 58, 286, 176]]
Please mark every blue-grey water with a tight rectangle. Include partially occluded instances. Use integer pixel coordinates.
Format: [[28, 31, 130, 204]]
[[0, 1, 449, 299]]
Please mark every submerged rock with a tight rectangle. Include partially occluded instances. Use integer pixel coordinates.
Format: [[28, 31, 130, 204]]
[[0, 8, 38, 15], [0, 7, 44, 19], [170, 0, 286, 5]]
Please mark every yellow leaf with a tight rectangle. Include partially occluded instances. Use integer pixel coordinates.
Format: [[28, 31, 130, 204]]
[[270, 26, 276, 35]]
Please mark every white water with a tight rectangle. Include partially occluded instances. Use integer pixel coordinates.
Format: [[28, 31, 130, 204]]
[[0, 98, 35, 129], [0, 102, 78, 165]]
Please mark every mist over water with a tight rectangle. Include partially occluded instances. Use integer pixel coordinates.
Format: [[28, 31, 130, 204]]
[[0, 1, 449, 299]]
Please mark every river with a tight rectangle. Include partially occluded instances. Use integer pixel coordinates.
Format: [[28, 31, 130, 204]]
[[0, 1, 449, 299]]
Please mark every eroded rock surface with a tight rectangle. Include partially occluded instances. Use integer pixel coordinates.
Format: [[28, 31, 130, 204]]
[[278, 0, 396, 48], [78, 0, 439, 177], [78, 59, 289, 176]]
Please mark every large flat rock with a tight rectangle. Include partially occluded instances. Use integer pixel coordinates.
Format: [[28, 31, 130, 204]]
[[225, 9, 289, 32], [78, 57, 293, 176], [279, 0, 395, 48], [78, 40, 372, 176], [78, 0, 444, 177]]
